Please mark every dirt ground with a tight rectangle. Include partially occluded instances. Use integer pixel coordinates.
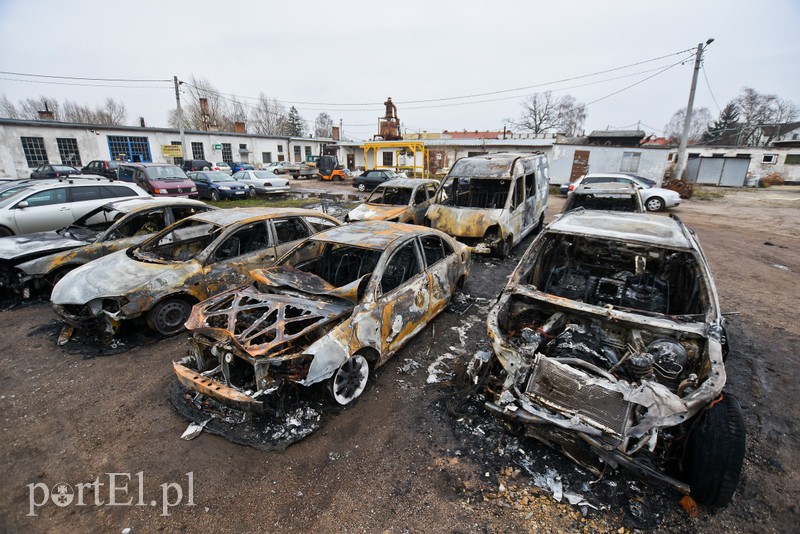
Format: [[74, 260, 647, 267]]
[[1, 185, 799, 533]]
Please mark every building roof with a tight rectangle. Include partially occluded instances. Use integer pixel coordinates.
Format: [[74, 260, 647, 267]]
[[338, 138, 554, 148], [587, 130, 646, 139], [441, 130, 507, 139]]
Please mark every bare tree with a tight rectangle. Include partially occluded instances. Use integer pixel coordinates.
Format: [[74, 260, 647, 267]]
[[250, 93, 289, 135], [514, 91, 586, 136], [99, 97, 127, 125], [664, 107, 712, 142], [0, 94, 19, 118], [175, 75, 233, 131], [736, 87, 799, 145], [18, 96, 60, 120], [61, 97, 126, 125], [314, 112, 333, 138]]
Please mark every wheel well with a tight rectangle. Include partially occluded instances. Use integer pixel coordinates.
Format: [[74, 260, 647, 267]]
[[153, 293, 199, 309], [355, 347, 380, 369], [0, 225, 14, 237]]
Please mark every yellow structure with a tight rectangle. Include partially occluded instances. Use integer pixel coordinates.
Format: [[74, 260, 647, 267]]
[[360, 141, 429, 177]]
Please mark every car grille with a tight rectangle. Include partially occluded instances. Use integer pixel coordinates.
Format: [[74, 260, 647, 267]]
[[525, 355, 631, 440]]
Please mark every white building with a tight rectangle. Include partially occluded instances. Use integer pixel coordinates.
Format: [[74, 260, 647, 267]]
[[0, 118, 334, 178]]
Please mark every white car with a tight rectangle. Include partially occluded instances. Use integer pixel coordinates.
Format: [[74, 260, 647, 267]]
[[231, 170, 290, 196], [215, 162, 232, 174], [568, 173, 680, 212], [0, 178, 150, 236]]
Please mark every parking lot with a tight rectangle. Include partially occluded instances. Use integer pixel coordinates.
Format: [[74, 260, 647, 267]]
[[1, 185, 799, 533]]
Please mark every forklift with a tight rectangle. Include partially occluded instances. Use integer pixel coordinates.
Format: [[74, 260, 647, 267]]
[[316, 145, 347, 181]]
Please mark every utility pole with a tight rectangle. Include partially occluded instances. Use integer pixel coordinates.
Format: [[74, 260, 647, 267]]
[[675, 39, 714, 181], [174, 76, 187, 161], [340, 118, 343, 141]]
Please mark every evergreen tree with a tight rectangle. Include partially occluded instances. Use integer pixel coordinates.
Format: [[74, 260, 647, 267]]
[[287, 106, 306, 137], [702, 102, 740, 145]]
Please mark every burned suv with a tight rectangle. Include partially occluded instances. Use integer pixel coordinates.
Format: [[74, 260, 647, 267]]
[[479, 210, 744, 506]]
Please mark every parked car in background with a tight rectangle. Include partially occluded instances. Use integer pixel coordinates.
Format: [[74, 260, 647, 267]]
[[182, 159, 214, 172], [187, 171, 249, 201], [231, 170, 290, 196], [0, 197, 214, 302], [559, 182, 645, 214], [229, 162, 254, 174], [81, 160, 120, 179], [118, 163, 198, 199], [0, 179, 149, 236], [346, 178, 439, 224], [353, 169, 401, 192], [215, 162, 232, 174], [568, 173, 680, 212], [479, 209, 743, 506], [264, 161, 293, 174], [426, 153, 550, 258], [173, 221, 472, 410], [30, 164, 80, 179], [51, 208, 341, 338]]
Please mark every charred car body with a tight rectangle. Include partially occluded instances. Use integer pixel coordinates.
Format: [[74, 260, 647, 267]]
[[173, 221, 471, 411], [346, 178, 439, 225], [425, 153, 549, 258], [480, 210, 744, 506], [51, 208, 340, 339], [0, 197, 213, 304], [559, 182, 645, 214]]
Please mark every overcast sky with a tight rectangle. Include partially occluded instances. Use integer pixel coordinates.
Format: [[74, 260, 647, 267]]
[[1, 0, 798, 140]]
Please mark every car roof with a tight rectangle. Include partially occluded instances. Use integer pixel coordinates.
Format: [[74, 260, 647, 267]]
[[14, 177, 139, 190], [549, 211, 693, 249], [375, 178, 439, 188], [572, 182, 638, 195], [189, 207, 336, 226], [120, 163, 180, 168], [310, 221, 432, 250], [583, 173, 642, 180], [101, 196, 211, 213]]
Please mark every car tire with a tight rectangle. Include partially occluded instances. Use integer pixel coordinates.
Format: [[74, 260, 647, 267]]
[[683, 392, 746, 506], [210, 190, 221, 202], [645, 196, 665, 211], [493, 237, 511, 259], [328, 354, 369, 406], [47, 266, 75, 290], [146, 298, 192, 336], [248, 187, 256, 198], [0, 226, 13, 237], [357, 183, 366, 192]]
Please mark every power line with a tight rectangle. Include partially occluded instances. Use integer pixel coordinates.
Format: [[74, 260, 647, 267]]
[[702, 65, 722, 114], [0, 76, 171, 89], [0, 70, 171, 83]]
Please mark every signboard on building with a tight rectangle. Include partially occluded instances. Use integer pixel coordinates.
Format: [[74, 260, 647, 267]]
[[161, 144, 183, 157], [213, 144, 222, 150]]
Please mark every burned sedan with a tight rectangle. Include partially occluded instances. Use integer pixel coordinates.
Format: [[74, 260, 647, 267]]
[[346, 178, 439, 225], [173, 221, 471, 410], [480, 210, 744, 506], [0, 197, 213, 304], [51, 208, 340, 339]]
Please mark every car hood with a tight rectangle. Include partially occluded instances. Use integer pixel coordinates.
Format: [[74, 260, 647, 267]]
[[0, 231, 89, 262], [150, 178, 195, 189], [348, 204, 409, 222], [51, 248, 198, 305], [211, 180, 244, 188], [425, 204, 503, 238]]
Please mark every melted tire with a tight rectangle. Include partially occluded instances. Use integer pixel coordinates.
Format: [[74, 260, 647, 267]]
[[685, 392, 746, 506]]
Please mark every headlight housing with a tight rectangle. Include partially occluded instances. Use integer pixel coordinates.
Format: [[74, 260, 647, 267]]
[[219, 186, 231, 190]]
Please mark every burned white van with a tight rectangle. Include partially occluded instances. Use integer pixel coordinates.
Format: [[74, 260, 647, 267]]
[[425, 153, 549, 258]]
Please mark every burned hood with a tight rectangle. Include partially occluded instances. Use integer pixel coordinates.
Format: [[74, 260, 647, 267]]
[[250, 265, 366, 304], [186, 283, 352, 358], [426, 205, 503, 238], [50, 248, 198, 305], [348, 204, 410, 222], [0, 231, 89, 262]]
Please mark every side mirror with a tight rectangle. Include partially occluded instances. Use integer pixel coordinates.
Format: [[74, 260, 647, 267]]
[[16, 201, 29, 209]]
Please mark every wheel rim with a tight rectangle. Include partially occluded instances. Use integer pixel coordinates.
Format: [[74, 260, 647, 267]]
[[646, 197, 663, 211], [152, 300, 190, 335], [211, 191, 220, 201], [249, 187, 256, 198], [331, 355, 368, 405], [358, 183, 365, 191]]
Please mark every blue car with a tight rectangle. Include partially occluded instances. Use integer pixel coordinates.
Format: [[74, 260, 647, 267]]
[[187, 171, 248, 201], [30, 164, 80, 179], [229, 162, 255, 174]]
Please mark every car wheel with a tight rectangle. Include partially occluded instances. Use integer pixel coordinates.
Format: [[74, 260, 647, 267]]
[[645, 196, 665, 211], [47, 266, 75, 289], [0, 226, 13, 237], [146, 298, 192, 336], [683, 392, 746, 506], [328, 354, 369, 406], [210, 190, 221, 202], [493, 237, 511, 259], [357, 183, 366, 192], [248, 187, 256, 198]]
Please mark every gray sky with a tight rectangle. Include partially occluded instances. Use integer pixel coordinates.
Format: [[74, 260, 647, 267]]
[[1, 0, 798, 140]]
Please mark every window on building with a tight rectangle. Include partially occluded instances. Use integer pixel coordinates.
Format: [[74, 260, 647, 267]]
[[20, 137, 48, 167], [667, 153, 676, 162], [107, 136, 152, 162], [620, 152, 641, 173], [171, 141, 183, 165], [736, 153, 751, 159], [784, 154, 800, 165], [222, 143, 233, 162], [304, 146, 312, 158], [467, 151, 488, 158], [277, 145, 283, 153], [262, 152, 272, 164], [56, 138, 81, 166], [688, 153, 700, 159], [191, 142, 204, 160], [239, 143, 247, 150], [382, 151, 393, 167], [277, 154, 285, 162], [293, 146, 301, 162], [762, 154, 778, 164]]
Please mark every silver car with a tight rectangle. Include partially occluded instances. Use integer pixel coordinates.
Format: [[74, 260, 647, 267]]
[[568, 173, 680, 212], [231, 170, 290, 196]]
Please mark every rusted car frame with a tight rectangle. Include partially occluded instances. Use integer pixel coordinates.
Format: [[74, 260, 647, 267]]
[[479, 210, 744, 506], [51, 208, 340, 340], [346, 178, 439, 225], [425, 153, 549, 258], [174, 221, 472, 411]]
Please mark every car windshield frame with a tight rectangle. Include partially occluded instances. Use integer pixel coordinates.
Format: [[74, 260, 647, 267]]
[[132, 218, 223, 263], [145, 166, 190, 182], [206, 173, 235, 183], [366, 185, 413, 206]]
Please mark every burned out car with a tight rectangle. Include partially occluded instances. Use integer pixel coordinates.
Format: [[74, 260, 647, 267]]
[[345, 178, 439, 225], [51, 208, 340, 339], [559, 182, 644, 214], [173, 221, 471, 411], [426, 153, 549, 258], [480, 210, 744, 506], [0, 197, 213, 304]]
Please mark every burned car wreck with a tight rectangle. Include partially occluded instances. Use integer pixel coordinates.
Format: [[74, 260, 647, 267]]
[[478, 210, 744, 506], [174, 221, 471, 411]]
